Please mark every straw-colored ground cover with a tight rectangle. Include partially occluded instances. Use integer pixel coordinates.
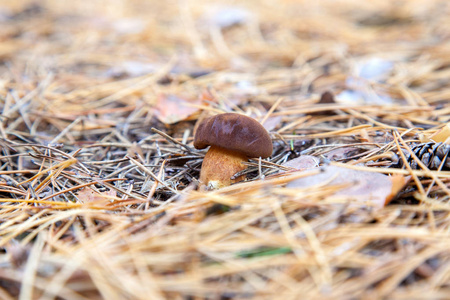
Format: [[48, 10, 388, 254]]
[[1, 0, 450, 299]]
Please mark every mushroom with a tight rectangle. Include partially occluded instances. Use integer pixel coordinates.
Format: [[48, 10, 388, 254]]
[[194, 113, 273, 190]]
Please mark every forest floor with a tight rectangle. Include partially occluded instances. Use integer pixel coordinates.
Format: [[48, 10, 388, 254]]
[[1, 0, 450, 299]]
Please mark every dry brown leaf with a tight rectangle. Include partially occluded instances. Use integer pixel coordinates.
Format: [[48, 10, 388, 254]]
[[77, 188, 117, 204], [286, 166, 409, 208], [323, 147, 362, 161], [281, 155, 320, 171], [153, 94, 201, 124], [428, 122, 450, 144]]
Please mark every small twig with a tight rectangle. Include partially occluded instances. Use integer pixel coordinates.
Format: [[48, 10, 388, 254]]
[[151, 127, 194, 153], [146, 159, 167, 209], [260, 97, 284, 126], [49, 117, 82, 145], [126, 155, 179, 195]]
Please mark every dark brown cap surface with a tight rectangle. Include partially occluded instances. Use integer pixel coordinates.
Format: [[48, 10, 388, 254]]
[[194, 113, 273, 158]]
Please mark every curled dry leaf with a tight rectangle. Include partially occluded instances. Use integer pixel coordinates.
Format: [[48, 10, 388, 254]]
[[153, 94, 201, 125], [286, 166, 409, 208]]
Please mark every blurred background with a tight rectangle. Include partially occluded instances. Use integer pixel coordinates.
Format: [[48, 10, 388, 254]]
[[0, 0, 449, 136], [1, 0, 448, 82]]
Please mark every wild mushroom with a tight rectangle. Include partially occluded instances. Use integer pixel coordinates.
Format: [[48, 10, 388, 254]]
[[194, 113, 273, 190]]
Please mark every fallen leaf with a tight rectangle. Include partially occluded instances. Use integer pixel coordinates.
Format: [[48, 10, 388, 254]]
[[281, 155, 320, 171], [77, 188, 117, 204], [286, 166, 409, 208], [428, 122, 450, 144], [323, 147, 363, 161], [336, 88, 393, 105], [339, 58, 394, 105], [153, 94, 201, 124]]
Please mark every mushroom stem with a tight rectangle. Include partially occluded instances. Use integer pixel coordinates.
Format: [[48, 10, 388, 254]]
[[199, 145, 248, 190]]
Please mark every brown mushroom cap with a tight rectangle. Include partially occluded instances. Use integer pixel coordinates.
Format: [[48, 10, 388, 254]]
[[194, 113, 273, 158]]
